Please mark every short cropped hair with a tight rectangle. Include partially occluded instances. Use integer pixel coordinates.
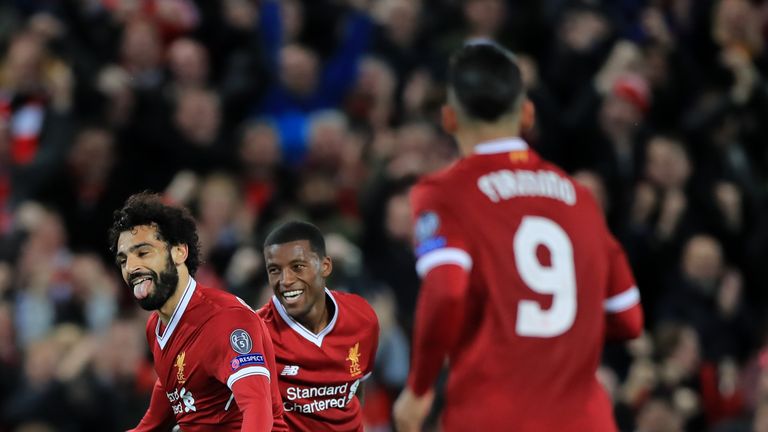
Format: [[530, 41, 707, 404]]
[[108, 192, 202, 275], [264, 220, 326, 257], [448, 43, 523, 122]]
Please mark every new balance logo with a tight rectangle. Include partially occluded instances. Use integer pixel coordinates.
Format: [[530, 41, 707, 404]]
[[281, 365, 300, 376]]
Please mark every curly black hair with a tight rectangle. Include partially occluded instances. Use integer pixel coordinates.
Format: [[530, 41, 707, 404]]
[[108, 192, 202, 275]]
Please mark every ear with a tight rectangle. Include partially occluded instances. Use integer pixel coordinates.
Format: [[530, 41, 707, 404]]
[[320, 256, 333, 279], [520, 99, 535, 133], [441, 104, 458, 134], [171, 244, 189, 266]]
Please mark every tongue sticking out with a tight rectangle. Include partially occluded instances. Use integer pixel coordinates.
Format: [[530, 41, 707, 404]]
[[134, 279, 152, 299]]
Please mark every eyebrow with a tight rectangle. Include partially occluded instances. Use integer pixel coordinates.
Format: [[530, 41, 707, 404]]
[[267, 258, 308, 267], [115, 242, 154, 258]]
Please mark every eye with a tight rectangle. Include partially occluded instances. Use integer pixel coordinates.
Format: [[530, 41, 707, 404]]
[[267, 267, 280, 275], [293, 264, 306, 271]]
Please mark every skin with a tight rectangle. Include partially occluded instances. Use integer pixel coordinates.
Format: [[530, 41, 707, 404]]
[[264, 240, 332, 334], [393, 95, 534, 432], [115, 224, 190, 324]]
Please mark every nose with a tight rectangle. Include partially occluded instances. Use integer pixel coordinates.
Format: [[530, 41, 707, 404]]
[[125, 254, 143, 275], [279, 268, 296, 286]]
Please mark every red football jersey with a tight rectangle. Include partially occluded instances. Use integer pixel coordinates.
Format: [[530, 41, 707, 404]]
[[258, 289, 379, 432], [410, 138, 641, 431], [145, 278, 288, 431]]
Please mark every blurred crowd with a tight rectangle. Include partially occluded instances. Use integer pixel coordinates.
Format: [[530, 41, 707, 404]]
[[0, 0, 767, 431]]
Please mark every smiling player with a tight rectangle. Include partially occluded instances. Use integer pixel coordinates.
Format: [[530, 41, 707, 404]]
[[110, 192, 287, 432], [258, 221, 379, 431]]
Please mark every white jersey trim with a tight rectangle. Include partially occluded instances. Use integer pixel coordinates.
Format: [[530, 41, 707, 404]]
[[227, 365, 271, 389], [272, 288, 338, 348], [604, 286, 640, 313], [416, 248, 473, 277], [156, 277, 196, 350], [474, 137, 528, 155]]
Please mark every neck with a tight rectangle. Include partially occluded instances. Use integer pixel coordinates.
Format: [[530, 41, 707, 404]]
[[454, 116, 521, 156], [158, 268, 191, 324], [297, 289, 331, 334]]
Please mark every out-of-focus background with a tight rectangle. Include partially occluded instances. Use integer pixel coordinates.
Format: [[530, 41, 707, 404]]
[[0, 0, 767, 431]]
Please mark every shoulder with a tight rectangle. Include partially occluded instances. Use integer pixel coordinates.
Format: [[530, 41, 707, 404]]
[[333, 291, 378, 330], [256, 299, 277, 324], [195, 285, 264, 333], [539, 159, 605, 216], [413, 161, 462, 195]]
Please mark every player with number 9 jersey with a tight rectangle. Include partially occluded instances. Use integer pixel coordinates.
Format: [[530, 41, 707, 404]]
[[407, 135, 643, 431]]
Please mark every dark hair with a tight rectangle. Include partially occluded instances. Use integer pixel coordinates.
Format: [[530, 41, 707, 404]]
[[264, 220, 326, 257], [448, 43, 523, 122], [108, 192, 202, 275]]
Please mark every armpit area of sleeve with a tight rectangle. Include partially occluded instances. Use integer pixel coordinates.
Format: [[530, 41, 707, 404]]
[[227, 365, 271, 390], [415, 247, 473, 277]]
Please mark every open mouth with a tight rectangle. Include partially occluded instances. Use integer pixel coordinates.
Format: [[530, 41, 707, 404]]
[[281, 289, 304, 304], [130, 275, 154, 300]]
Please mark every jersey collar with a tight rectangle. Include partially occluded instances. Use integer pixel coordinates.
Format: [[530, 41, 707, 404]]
[[156, 277, 197, 350], [272, 288, 339, 348], [474, 137, 528, 155]]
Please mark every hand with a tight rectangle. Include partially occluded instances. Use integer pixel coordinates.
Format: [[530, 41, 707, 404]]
[[717, 269, 742, 318], [393, 387, 434, 432], [656, 188, 686, 240], [714, 181, 742, 230], [164, 170, 200, 205], [46, 60, 74, 112], [641, 7, 674, 49], [594, 40, 643, 94], [630, 182, 657, 226]]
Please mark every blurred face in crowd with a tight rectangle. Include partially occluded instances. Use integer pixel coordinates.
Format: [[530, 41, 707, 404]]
[[599, 93, 643, 138], [265, 240, 332, 323], [239, 122, 281, 172], [280, 44, 319, 97], [645, 136, 691, 190], [3, 34, 45, 93], [68, 127, 115, 184], [382, 0, 420, 47], [174, 88, 222, 145], [307, 113, 348, 170], [559, 8, 610, 52], [198, 174, 239, 228], [298, 173, 338, 220], [167, 38, 209, 87], [115, 225, 182, 311], [682, 235, 723, 293], [464, 0, 506, 37], [121, 19, 162, 71]]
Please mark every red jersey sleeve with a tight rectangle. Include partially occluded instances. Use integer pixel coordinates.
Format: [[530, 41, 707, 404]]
[[407, 182, 472, 396], [362, 301, 379, 380], [603, 233, 643, 340], [129, 379, 175, 432], [201, 309, 275, 427], [410, 182, 472, 277]]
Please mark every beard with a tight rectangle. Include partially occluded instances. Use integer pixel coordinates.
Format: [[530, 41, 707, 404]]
[[131, 252, 180, 311]]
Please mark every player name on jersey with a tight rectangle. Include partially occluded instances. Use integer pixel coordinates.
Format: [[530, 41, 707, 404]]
[[477, 168, 576, 205]]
